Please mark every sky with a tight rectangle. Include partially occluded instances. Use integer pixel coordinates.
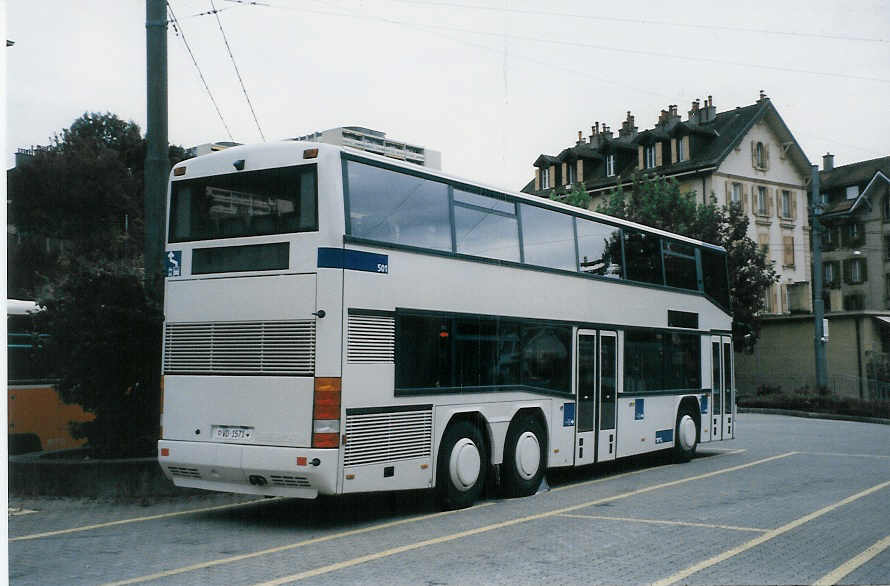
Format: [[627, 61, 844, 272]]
[[4, 0, 890, 191]]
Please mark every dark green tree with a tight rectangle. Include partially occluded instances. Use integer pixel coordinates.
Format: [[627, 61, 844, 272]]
[[596, 174, 777, 351], [8, 112, 190, 298]]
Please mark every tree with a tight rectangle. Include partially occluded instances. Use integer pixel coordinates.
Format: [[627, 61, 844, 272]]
[[596, 174, 777, 351], [8, 112, 190, 298]]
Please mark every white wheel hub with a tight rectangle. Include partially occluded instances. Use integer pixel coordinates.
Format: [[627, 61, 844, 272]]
[[678, 415, 697, 451], [514, 431, 541, 480], [449, 438, 481, 491]]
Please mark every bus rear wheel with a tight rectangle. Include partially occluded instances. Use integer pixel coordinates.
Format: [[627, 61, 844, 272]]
[[673, 406, 698, 462], [502, 414, 547, 498], [436, 419, 487, 510]]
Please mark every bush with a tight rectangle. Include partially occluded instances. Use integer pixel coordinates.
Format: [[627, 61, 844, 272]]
[[738, 387, 890, 419], [35, 260, 163, 457]]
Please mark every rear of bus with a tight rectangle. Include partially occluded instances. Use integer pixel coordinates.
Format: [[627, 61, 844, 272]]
[[158, 142, 346, 498]]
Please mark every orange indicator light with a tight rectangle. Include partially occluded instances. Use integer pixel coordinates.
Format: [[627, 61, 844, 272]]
[[297, 456, 307, 466], [161, 448, 170, 457]]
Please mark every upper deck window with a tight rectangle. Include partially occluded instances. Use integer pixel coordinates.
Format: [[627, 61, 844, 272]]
[[169, 165, 317, 242], [346, 160, 451, 252]]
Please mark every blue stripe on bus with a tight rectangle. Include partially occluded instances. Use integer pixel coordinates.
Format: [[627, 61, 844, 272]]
[[317, 248, 389, 274], [655, 429, 673, 444]]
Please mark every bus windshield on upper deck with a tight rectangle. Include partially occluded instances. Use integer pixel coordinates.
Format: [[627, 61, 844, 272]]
[[169, 165, 318, 243]]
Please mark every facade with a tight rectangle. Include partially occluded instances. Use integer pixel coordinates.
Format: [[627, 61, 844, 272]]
[[292, 126, 441, 169], [524, 93, 813, 315]]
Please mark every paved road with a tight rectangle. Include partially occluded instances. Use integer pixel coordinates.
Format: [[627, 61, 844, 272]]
[[9, 414, 890, 585]]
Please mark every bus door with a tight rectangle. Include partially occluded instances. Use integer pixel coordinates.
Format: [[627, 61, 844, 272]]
[[575, 330, 597, 465], [722, 336, 734, 438], [710, 336, 723, 441], [596, 331, 617, 462]]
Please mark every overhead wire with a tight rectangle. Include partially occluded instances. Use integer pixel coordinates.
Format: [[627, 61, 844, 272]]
[[209, 0, 266, 141], [256, 1, 890, 85], [167, 1, 235, 141], [390, 0, 890, 45]]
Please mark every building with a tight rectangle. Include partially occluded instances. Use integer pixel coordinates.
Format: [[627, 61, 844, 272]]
[[523, 92, 813, 316], [817, 154, 890, 397], [292, 126, 441, 169]]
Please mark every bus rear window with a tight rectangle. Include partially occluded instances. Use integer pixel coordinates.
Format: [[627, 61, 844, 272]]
[[169, 165, 317, 242]]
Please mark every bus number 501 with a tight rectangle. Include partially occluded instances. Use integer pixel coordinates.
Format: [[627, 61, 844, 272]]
[[377, 263, 389, 273]]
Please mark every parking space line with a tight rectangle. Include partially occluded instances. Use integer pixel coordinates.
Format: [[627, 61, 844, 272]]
[[813, 534, 890, 586], [558, 513, 767, 533], [653, 479, 890, 586], [102, 502, 495, 586], [10, 498, 273, 542], [253, 452, 795, 585], [800, 451, 890, 460], [549, 448, 746, 493]]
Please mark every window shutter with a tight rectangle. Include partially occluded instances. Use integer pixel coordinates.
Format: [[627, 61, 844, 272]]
[[766, 188, 773, 216], [683, 137, 690, 160], [783, 236, 794, 266], [791, 191, 797, 220], [861, 259, 868, 282], [550, 165, 557, 188], [751, 141, 756, 168], [774, 188, 780, 217], [577, 160, 583, 183], [765, 143, 770, 170], [843, 259, 852, 284], [535, 168, 541, 191], [670, 138, 677, 163], [561, 162, 568, 185], [655, 142, 663, 167], [724, 181, 731, 206], [637, 145, 644, 169], [780, 284, 788, 313], [743, 185, 749, 212]]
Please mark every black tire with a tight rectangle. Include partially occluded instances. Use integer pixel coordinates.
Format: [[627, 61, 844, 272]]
[[672, 406, 699, 463], [436, 419, 488, 510], [501, 414, 547, 498]]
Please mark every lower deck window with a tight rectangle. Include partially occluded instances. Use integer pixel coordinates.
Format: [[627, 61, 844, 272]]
[[395, 312, 571, 395], [624, 330, 701, 392]]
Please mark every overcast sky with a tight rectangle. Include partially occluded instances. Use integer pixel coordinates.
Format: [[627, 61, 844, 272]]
[[5, 0, 890, 190]]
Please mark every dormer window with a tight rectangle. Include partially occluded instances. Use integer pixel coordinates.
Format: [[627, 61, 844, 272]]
[[677, 136, 687, 162], [541, 167, 551, 190], [644, 145, 656, 169], [605, 154, 615, 177], [566, 164, 576, 185], [846, 185, 859, 200]]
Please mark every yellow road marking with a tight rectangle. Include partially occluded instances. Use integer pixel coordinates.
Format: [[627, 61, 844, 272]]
[[800, 451, 890, 460], [102, 502, 495, 586], [254, 452, 795, 585], [559, 513, 767, 533], [813, 534, 890, 586], [10, 498, 272, 542], [653, 479, 890, 586]]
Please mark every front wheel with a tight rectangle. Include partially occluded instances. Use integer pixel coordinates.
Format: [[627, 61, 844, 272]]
[[673, 407, 698, 462], [502, 415, 547, 498], [436, 419, 487, 510]]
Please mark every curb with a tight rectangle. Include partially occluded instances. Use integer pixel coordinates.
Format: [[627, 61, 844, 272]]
[[8, 452, 207, 498], [738, 407, 890, 426]]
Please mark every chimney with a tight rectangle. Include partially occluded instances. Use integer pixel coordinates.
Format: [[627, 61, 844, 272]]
[[696, 95, 716, 123], [687, 99, 701, 124], [758, 89, 767, 102], [577, 130, 585, 145], [823, 153, 834, 171], [618, 111, 638, 139]]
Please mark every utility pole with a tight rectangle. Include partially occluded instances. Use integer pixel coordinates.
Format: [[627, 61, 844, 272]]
[[811, 165, 828, 389], [145, 0, 168, 300]]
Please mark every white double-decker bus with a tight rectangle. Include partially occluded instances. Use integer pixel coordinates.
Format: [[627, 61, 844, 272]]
[[158, 141, 735, 509]]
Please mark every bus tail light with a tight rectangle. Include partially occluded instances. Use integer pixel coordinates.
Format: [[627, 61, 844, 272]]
[[313, 378, 341, 448]]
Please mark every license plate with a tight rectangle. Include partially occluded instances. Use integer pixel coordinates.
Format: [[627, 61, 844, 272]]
[[212, 425, 254, 441]]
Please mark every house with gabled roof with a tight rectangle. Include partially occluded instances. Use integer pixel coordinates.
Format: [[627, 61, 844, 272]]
[[814, 154, 890, 398], [523, 92, 813, 317]]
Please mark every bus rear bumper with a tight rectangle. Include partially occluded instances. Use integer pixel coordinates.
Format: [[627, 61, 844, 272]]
[[158, 440, 338, 499]]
